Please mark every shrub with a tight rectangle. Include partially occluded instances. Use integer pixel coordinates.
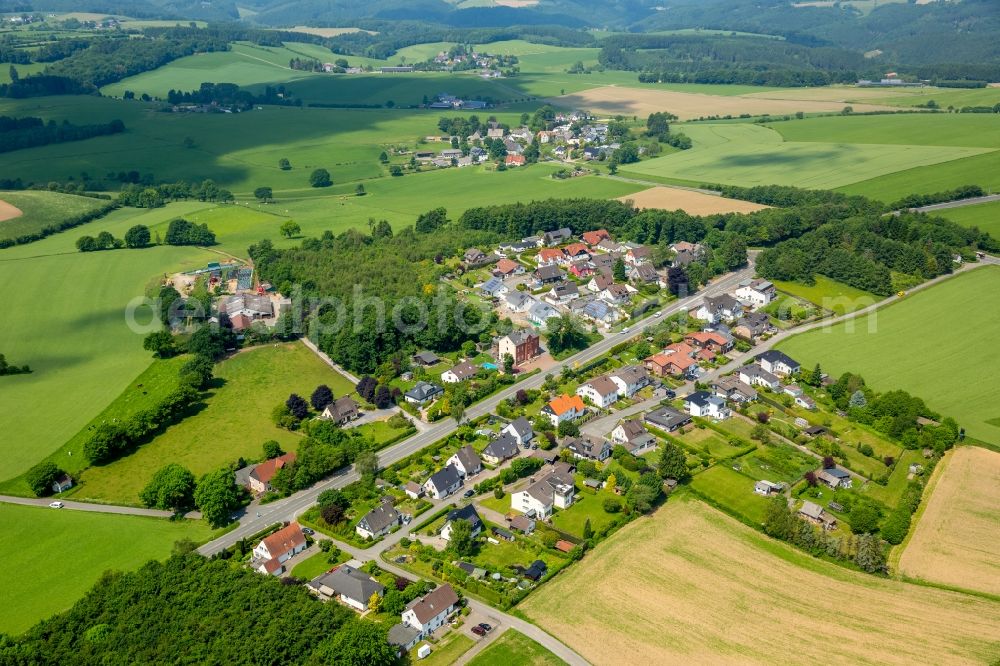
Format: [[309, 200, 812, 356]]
[[603, 497, 622, 513], [25, 461, 63, 497]]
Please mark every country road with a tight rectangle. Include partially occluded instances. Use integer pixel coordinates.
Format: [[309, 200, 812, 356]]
[[0, 494, 196, 518], [909, 193, 1000, 213]]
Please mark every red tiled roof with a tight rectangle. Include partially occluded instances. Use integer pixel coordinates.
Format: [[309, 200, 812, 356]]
[[548, 394, 585, 416], [495, 258, 520, 274], [563, 243, 588, 257], [581, 229, 610, 245], [538, 248, 564, 262], [259, 522, 306, 559], [252, 452, 296, 485]]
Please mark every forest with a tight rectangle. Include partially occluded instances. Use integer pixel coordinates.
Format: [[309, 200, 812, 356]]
[[0, 116, 124, 154]]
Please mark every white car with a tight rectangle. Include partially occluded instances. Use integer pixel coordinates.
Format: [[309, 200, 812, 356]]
[[48, 501, 64, 509], [654, 311, 662, 318], [621, 327, 630, 334]]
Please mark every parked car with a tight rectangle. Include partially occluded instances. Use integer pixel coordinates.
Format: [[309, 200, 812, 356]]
[[471, 626, 486, 637], [478, 623, 493, 632], [48, 501, 64, 509], [302, 527, 315, 536], [463, 489, 475, 498], [664, 389, 676, 399]]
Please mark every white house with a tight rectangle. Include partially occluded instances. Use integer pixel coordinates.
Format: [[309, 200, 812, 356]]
[[796, 394, 817, 410], [423, 465, 463, 500], [695, 294, 744, 324], [735, 279, 776, 308], [446, 445, 482, 478], [576, 375, 620, 409], [683, 391, 731, 419], [441, 360, 477, 383], [817, 467, 853, 490], [502, 416, 534, 446], [610, 419, 657, 455], [756, 350, 801, 376], [541, 394, 585, 427], [440, 505, 483, 541], [355, 498, 401, 539], [401, 584, 460, 637], [754, 480, 783, 496], [511, 464, 576, 519], [251, 523, 307, 576], [503, 291, 535, 313], [608, 365, 648, 398], [739, 364, 781, 390], [482, 433, 520, 465]]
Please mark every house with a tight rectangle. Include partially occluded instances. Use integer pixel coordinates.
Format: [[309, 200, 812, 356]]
[[502, 416, 534, 446], [504, 139, 522, 156], [542, 394, 585, 427], [581, 229, 610, 246], [735, 279, 776, 308], [221, 293, 273, 319], [756, 350, 800, 376], [356, 498, 401, 539], [754, 480, 783, 496], [441, 504, 484, 541], [799, 501, 837, 530], [308, 565, 385, 611], [796, 394, 817, 410], [482, 433, 520, 465], [587, 273, 614, 293], [521, 559, 548, 581], [711, 375, 758, 403], [546, 281, 579, 305], [446, 445, 482, 477], [684, 331, 733, 354], [644, 351, 696, 378], [480, 276, 508, 298], [412, 351, 440, 366], [624, 246, 651, 266], [670, 241, 704, 257], [565, 435, 612, 462], [454, 561, 487, 579], [543, 228, 573, 246], [817, 467, 853, 490], [581, 299, 619, 327], [441, 360, 478, 383], [568, 259, 594, 278], [423, 465, 463, 500], [464, 248, 487, 265], [599, 283, 631, 305], [672, 249, 696, 268], [527, 301, 560, 328], [505, 154, 526, 167], [493, 258, 524, 277], [596, 238, 622, 254], [248, 453, 296, 494], [683, 391, 731, 419], [611, 419, 657, 455], [628, 263, 659, 285], [388, 623, 422, 653], [608, 365, 649, 398], [739, 364, 781, 390], [509, 514, 536, 534], [511, 463, 576, 518], [576, 375, 620, 409], [486, 127, 505, 138], [51, 474, 73, 494], [695, 294, 744, 323], [563, 243, 589, 261], [533, 264, 564, 284], [733, 311, 774, 340], [401, 584, 460, 637], [503, 290, 535, 313], [404, 481, 424, 500], [405, 381, 443, 405], [321, 396, 360, 425], [251, 522, 307, 576], [644, 406, 691, 432], [497, 330, 540, 366]]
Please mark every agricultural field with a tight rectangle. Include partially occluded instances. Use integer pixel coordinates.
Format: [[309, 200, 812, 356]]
[[899, 446, 1000, 596], [936, 199, 1000, 240], [771, 276, 881, 315], [521, 497, 1000, 665], [619, 123, 990, 191], [467, 630, 567, 666], [777, 266, 1000, 446], [689, 464, 770, 524], [0, 190, 109, 241], [0, 503, 215, 635], [73, 343, 355, 505], [617, 185, 770, 215]]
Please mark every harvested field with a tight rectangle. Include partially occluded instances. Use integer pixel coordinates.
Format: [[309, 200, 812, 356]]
[[0, 198, 23, 222], [618, 186, 770, 215], [286, 26, 372, 37], [899, 446, 1000, 596], [521, 497, 1000, 665], [549, 85, 898, 120]]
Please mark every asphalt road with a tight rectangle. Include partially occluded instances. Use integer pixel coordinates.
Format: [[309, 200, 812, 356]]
[[0, 494, 182, 518], [910, 193, 1000, 213]]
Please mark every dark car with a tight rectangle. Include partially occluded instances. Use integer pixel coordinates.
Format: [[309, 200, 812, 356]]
[[471, 626, 486, 637], [463, 489, 475, 498], [301, 527, 315, 536], [478, 623, 493, 632], [664, 389, 676, 399]]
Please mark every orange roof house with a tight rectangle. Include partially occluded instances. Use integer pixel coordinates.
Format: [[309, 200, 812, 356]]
[[542, 393, 585, 425], [248, 452, 296, 493], [537, 248, 565, 265], [505, 154, 526, 166], [581, 229, 610, 245]]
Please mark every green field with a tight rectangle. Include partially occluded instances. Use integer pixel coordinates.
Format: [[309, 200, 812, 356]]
[[690, 464, 770, 524], [550, 490, 618, 538], [467, 630, 567, 666], [619, 123, 990, 191], [935, 199, 1000, 240], [777, 266, 1000, 446], [0, 219, 215, 480], [0, 503, 214, 635], [771, 276, 881, 315], [73, 343, 355, 505], [0, 190, 109, 241]]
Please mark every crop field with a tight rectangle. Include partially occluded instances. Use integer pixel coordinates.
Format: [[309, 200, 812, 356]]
[[0, 503, 214, 635], [777, 266, 1000, 446], [617, 186, 770, 215], [619, 123, 989, 190], [0, 220, 215, 481], [771, 276, 881, 315], [0, 190, 109, 241], [467, 630, 566, 666], [521, 497, 1000, 665], [690, 464, 770, 524], [936, 199, 1000, 240], [899, 446, 1000, 596], [75, 343, 355, 505]]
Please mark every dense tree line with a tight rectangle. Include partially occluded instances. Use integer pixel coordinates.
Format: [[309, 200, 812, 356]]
[[0, 554, 396, 665], [0, 73, 88, 99], [0, 116, 124, 154], [888, 184, 985, 211], [118, 179, 234, 208], [165, 83, 300, 110], [0, 200, 118, 249], [0, 353, 31, 376]]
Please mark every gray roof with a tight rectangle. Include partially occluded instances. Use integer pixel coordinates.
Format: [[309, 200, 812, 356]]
[[741, 364, 779, 385], [551, 282, 579, 298], [312, 565, 385, 604], [406, 381, 443, 401], [413, 351, 440, 365], [451, 445, 481, 472], [799, 501, 825, 520], [583, 300, 612, 320], [388, 623, 421, 647], [483, 433, 519, 461], [446, 504, 484, 533], [324, 396, 359, 421], [616, 418, 649, 442], [447, 361, 478, 380], [534, 264, 563, 281], [757, 350, 800, 368], [644, 406, 690, 430], [582, 375, 619, 397], [427, 464, 462, 492], [234, 464, 255, 488], [611, 365, 647, 386], [481, 277, 505, 294], [504, 291, 533, 309], [505, 329, 538, 346], [506, 416, 533, 438], [703, 293, 742, 313], [358, 499, 400, 534]]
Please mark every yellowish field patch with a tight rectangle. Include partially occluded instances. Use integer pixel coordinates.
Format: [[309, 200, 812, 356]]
[[741, 86, 922, 102], [0, 199, 24, 222], [618, 186, 770, 215], [899, 446, 1000, 596], [550, 85, 898, 120], [521, 498, 1000, 665], [286, 26, 373, 37]]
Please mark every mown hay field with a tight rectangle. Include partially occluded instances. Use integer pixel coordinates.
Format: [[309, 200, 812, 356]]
[[899, 446, 1000, 596], [618, 185, 769, 215], [521, 497, 1000, 665]]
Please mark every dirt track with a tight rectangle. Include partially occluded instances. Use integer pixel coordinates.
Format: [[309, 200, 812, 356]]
[[0, 199, 24, 222], [618, 186, 770, 215]]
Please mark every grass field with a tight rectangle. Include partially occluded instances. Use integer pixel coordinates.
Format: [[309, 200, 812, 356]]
[[0, 503, 215, 635], [690, 464, 770, 524], [936, 199, 1000, 240], [467, 630, 566, 666], [777, 266, 1000, 446], [617, 185, 770, 215], [73, 343, 355, 505], [899, 446, 1000, 596], [0, 190, 109, 240], [771, 276, 881, 315], [521, 497, 1000, 664], [619, 123, 990, 190], [289, 548, 350, 580]]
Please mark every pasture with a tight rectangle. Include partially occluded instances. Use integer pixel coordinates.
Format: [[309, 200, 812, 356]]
[[467, 630, 566, 666], [936, 199, 1000, 240], [74, 343, 355, 505], [619, 123, 989, 190], [771, 276, 881, 315], [0, 190, 109, 241], [0, 503, 214, 635], [521, 497, 1000, 665], [899, 446, 1000, 596], [617, 185, 770, 215], [689, 464, 769, 524], [777, 266, 1000, 446]]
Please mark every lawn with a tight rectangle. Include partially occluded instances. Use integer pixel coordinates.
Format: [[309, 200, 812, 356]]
[[0, 190, 110, 241], [689, 465, 770, 524], [771, 276, 881, 315], [520, 496, 1000, 665], [731, 442, 817, 485], [674, 425, 748, 459], [73, 343, 356, 505], [777, 266, 1000, 447], [467, 629, 567, 666], [0, 226, 215, 481], [416, 631, 475, 666], [289, 547, 351, 580], [619, 123, 990, 190], [550, 490, 618, 538], [0, 503, 215, 635], [936, 199, 1000, 241]]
